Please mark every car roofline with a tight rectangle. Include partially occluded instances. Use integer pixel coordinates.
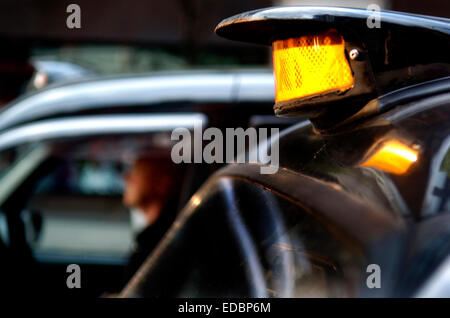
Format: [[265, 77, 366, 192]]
[[24, 67, 274, 92], [0, 113, 207, 152], [0, 68, 274, 132]]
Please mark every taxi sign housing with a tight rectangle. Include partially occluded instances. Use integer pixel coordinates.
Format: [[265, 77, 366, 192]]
[[215, 7, 450, 131]]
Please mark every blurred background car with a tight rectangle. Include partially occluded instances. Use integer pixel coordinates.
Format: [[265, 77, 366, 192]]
[[0, 69, 301, 297]]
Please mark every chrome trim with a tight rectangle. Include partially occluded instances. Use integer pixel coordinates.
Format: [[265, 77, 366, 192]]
[[0, 113, 207, 152], [0, 71, 274, 131]]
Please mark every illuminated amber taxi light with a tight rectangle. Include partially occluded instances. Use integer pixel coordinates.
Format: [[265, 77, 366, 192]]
[[361, 140, 419, 175], [272, 29, 354, 104]]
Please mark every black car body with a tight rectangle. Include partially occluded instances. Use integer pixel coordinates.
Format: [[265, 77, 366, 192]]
[[121, 7, 450, 297]]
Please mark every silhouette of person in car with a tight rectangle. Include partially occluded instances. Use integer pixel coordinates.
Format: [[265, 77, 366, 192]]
[[122, 155, 182, 281]]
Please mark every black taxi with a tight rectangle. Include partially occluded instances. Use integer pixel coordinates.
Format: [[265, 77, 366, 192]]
[[121, 7, 450, 298]]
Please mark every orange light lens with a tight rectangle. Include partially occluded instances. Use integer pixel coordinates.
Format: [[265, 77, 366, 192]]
[[272, 30, 354, 104], [361, 140, 419, 175]]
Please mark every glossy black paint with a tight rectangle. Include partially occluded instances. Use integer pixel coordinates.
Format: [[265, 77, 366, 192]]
[[123, 70, 450, 298]]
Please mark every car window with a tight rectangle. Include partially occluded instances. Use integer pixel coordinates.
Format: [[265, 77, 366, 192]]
[[0, 132, 189, 296], [1, 133, 177, 265], [24, 157, 133, 263]]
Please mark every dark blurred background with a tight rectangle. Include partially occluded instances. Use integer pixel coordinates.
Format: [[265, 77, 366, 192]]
[[0, 0, 449, 105]]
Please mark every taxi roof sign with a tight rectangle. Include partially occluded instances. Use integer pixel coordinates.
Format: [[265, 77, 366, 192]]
[[215, 7, 450, 131], [215, 6, 450, 45]]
